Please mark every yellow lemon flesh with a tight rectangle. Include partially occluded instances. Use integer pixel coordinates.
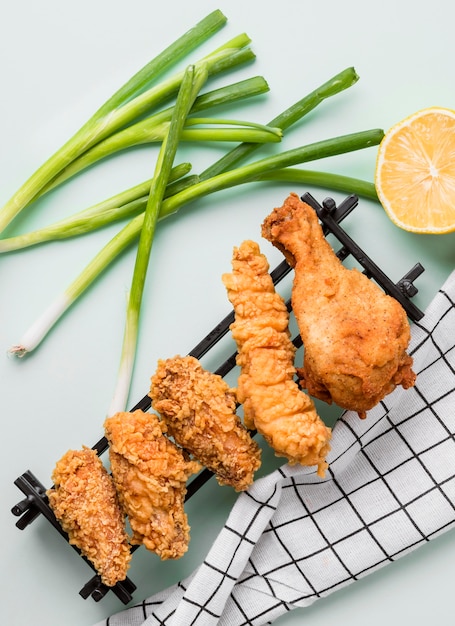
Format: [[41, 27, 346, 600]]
[[375, 107, 455, 234]]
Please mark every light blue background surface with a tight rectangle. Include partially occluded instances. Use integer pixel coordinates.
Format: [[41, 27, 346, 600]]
[[1, 1, 454, 624]]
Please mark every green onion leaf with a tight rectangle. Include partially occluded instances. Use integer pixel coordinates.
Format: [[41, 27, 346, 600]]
[[109, 62, 209, 414], [0, 11, 231, 233]]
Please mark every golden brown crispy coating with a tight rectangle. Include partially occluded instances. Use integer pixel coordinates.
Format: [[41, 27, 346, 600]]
[[47, 447, 131, 587], [150, 355, 261, 491], [104, 410, 200, 560], [222, 239, 331, 477], [262, 193, 416, 418]]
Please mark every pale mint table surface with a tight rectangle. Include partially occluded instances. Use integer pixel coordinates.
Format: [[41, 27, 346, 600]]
[[1, 1, 454, 624]]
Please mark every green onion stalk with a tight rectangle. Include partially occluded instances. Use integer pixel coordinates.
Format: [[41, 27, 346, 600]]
[[0, 10, 260, 233], [0, 168, 379, 254], [200, 66, 360, 179], [41, 76, 272, 194], [37, 119, 282, 194], [0, 164, 193, 253], [108, 62, 209, 416], [257, 168, 379, 201], [8, 127, 383, 358], [0, 66, 361, 253]]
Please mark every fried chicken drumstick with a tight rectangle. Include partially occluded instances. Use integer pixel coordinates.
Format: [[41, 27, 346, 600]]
[[104, 410, 200, 560], [262, 193, 416, 418], [47, 447, 131, 587], [150, 355, 261, 491], [222, 239, 331, 477]]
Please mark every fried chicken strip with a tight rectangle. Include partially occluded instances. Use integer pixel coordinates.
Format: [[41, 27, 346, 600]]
[[262, 193, 416, 418], [222, 240, 331, 477], [47, 447, 131, 587], [150, 355, 261, 491], [104, 410, 200, 560]]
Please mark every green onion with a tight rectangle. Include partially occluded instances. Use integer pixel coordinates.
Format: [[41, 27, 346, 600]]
[[0, 73, 273, 253], [0, 67, 363, 253], [39, 118, 282, 193], [256, 168, 379, 201], [159, 128, 384, 217], [0, 167, 379, 255], [0, 164, 192, 253], [108, 63, 209, 415], [41, 76, 271, 194], [0, 10, 249, 234], [92, 33, 254, 141], [200, 66, 360, 179], [8, 128, 383, 357], [87, 11, 227, 116]]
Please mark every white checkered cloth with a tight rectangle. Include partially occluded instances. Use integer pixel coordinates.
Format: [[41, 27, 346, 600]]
[[97, 269, 455, 626]]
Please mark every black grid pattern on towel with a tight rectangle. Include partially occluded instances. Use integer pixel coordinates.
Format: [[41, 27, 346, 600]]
[[98, 277, 455, 626]]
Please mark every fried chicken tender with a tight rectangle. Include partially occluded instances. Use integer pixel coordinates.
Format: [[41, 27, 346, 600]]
[[104, 410, 200, 560], [150, 355, 261, 491], [262, 193, 416, 418], [222, 239, 331, 477], [47, 447, 131, 587]]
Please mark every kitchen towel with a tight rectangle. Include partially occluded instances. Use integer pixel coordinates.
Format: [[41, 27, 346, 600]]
[[96, 269, 455, 626]]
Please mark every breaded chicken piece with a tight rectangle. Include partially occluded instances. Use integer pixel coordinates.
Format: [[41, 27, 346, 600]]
[[47, 447, 131, 587], [222, 240, 331, 477], [150, 355, 261, 492], [262, 193, 416, 418], [104, 410, 200, 560]]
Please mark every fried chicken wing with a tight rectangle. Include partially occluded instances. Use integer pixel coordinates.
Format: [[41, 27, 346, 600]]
[[104, 410, 200, 560], [47, 447, 131, 587], [222, 239, 331, 477], [150, 355, 261, 491], [262, 193, 416, 418]]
